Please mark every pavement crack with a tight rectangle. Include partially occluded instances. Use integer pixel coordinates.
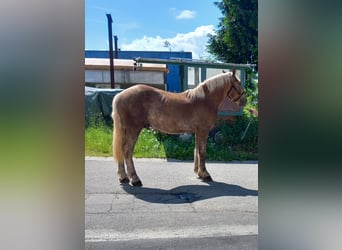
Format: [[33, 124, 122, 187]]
[[106, 194, 116, 213]]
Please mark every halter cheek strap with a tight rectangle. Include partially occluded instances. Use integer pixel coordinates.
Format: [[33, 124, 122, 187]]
[[227, 84, 244, 102]]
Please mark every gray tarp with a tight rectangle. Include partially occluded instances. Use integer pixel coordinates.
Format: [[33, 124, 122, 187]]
[[85, 86, 123, 126]]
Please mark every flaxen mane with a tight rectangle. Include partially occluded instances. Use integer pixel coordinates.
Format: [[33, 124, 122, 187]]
[[185, 72, 237, 100]]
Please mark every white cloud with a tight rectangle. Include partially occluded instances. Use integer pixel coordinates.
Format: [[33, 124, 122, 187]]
[[121, 25, 216, 59], [176, 10, 196, 20]]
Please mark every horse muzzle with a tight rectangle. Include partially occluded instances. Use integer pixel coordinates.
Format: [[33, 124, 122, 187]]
[[239, 94, 247, 107]]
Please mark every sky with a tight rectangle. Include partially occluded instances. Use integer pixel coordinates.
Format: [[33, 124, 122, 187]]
[[85, 0, 222, 59]]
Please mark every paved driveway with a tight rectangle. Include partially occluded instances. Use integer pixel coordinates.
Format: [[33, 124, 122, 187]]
[[85, 157, 258, 249]]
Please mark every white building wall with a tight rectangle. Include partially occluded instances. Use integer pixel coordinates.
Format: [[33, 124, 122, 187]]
[[85, 69, 165, 85]]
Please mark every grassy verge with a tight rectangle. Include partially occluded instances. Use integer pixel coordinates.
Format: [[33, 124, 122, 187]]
[[85, 125, 113, 157], [85, 125, 258, 161]]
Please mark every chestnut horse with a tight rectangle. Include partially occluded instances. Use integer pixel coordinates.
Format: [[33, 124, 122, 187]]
[[112, 70, 246, 186]]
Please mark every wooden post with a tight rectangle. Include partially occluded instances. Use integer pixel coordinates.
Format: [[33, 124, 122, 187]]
[[194, 67, 199, 85], [201, 67, 207, 82]]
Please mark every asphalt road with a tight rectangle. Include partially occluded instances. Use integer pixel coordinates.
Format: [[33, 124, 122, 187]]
[[85, 157, 258, 249]]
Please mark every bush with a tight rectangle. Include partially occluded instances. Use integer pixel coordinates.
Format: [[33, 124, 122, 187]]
[[149, 109, 258, 161], [218, 110, 258, 154]]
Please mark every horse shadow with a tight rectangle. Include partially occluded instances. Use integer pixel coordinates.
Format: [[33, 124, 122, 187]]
[[120, 181, 258, 204]]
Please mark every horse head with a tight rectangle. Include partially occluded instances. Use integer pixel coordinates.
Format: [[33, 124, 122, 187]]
[[224, 69, 247, 107]]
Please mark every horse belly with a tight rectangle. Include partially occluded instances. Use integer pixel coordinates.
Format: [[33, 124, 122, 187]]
[[148, 108, 195, 134]]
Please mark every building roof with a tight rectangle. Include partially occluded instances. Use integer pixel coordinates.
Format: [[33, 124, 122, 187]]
[[85, 58, 168, 72]]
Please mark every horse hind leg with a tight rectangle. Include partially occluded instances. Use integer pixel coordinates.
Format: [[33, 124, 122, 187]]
[[194, 147, 199, 174], [195, 131, 213, 182], [113, 111, 129, 184], [117, 162, 129, 184], [124, 128, 143, 187], [125, 156, 142, 187]]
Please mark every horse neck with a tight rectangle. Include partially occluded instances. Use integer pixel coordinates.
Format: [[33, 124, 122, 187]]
[[203, 81, 228, 108]]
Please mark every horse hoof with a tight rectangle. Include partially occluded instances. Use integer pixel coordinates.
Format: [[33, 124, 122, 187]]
[[200, 175, 213, 182], [131, 180, 143, 187], [119, 177, 130, 184]]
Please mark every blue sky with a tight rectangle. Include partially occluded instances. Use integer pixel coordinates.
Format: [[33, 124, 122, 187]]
[[85, 0, 222, 58]]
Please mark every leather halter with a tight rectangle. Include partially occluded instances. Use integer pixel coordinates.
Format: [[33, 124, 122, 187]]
[[227, 83, 244, 102]]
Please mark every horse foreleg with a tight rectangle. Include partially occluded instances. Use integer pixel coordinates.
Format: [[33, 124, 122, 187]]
[[195, 131, 213, 182]]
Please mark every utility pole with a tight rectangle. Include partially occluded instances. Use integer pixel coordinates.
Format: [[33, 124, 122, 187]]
[[106, 14, 115, 89], [114, 35, 118, 59]]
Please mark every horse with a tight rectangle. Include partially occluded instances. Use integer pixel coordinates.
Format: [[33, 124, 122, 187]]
[[111, 69, 246, 186]]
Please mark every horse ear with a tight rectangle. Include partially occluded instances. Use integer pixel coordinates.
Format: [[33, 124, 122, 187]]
[[232, 68, 236, 76]]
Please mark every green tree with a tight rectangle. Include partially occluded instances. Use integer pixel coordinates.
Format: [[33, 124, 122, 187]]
[[208, 0, 258, 105], [207, 0, 258, 67]]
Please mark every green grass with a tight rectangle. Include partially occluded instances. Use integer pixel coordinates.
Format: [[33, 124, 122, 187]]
[[134, 129, 166, 158], [85, 126, 258, 161], [85, 125, 113, 157]]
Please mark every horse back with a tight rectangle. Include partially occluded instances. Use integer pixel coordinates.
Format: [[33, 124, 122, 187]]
[[113, 84, 217, 133]]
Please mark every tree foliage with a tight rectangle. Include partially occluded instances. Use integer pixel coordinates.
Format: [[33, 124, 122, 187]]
[[208, 0, 258, 105], [207, 0, 258, 67]]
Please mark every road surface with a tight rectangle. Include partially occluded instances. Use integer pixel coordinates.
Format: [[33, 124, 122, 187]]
[[85, 157, 258, 249]]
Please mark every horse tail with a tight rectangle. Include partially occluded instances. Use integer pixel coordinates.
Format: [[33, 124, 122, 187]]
[[112, 100, 125, 164]]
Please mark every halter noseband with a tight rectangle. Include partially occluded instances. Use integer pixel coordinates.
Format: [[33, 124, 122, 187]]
[[227, 83, 244, 102]]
